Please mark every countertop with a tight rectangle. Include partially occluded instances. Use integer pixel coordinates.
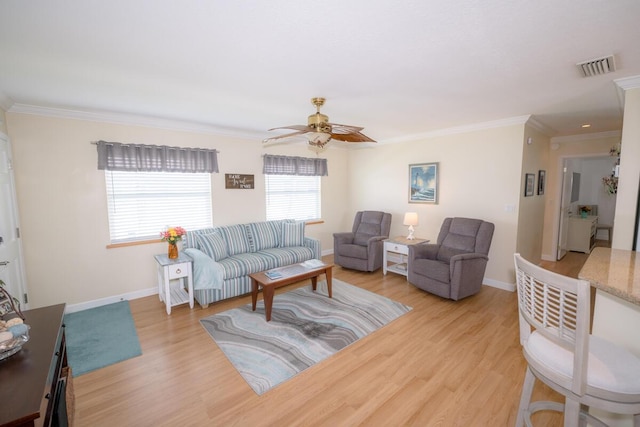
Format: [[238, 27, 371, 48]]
[[578, 247, 640, 306]]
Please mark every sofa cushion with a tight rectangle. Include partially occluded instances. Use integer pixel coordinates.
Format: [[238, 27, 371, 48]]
[[196, 232, 229, 261], [246, 221, 281, 252], [184, 227, 217, 249], [220, 224, 251, 256], [280, 221, 305, 247]]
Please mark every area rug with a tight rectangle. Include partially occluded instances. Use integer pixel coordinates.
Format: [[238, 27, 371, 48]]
[[200, 279, 411, 395], [64, 301, 142, 377]]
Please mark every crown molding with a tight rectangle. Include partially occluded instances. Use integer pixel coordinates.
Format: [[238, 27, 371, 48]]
[[525, 116, 556, 136], [550, 130, 621, 144], [7, 103, 266, 141], [380, 115, 532, 144], [0, 91, 13, 114], [614, 75, 640, 108]]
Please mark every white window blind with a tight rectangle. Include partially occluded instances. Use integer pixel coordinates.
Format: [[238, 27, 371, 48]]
[[105, 171, 212, 243], [265, 175, 321, 221]]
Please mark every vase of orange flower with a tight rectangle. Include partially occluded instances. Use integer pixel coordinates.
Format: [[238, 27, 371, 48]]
[[160, 226, 186, 259]]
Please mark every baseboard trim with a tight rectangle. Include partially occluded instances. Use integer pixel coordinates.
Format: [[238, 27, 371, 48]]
[[65, 287, 157, 313], [483, 278, 516, 292]]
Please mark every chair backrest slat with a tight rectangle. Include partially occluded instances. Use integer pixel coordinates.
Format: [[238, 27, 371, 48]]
[[514, 253, 591, 396]]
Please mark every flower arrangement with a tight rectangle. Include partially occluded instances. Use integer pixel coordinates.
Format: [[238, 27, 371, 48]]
[[579, 206, 591, 214], [160, 226, 186, 245], [603, 176, 618, 195]]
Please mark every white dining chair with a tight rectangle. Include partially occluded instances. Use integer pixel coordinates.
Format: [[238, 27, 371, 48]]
[[513, 253, 640, 427]]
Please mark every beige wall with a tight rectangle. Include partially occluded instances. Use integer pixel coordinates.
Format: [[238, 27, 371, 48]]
[[346, 124, 525, 286], [5, 112, 349, 308], [613, 87, 640, 249], [7, 112, 539, 308], [516, 125, 550, 264]]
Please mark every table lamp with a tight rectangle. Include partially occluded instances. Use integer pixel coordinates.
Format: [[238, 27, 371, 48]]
[[403, 212, 419, 240]]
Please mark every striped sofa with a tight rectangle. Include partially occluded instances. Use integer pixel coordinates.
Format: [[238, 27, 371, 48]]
[[183, 220, 321, 308]]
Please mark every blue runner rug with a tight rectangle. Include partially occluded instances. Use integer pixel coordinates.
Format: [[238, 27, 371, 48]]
[[201, 279, 411, 395], [64, 301, 142, 376]]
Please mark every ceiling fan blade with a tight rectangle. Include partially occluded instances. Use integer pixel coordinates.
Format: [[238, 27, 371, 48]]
[[330, 131, 376, 143], [267, 125, 313, 132], [262, 129, 310, 143], [328, 122, 364, 133]]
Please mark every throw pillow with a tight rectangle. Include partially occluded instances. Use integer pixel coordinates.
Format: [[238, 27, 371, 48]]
[[280, 221, 305, 247], [220, 224, 251, 256], [196, 232, 229, 261]]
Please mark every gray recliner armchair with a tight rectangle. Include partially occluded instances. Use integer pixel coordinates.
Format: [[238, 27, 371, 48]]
[[333, 211, 392, 272], [408, 217, 494, 300]]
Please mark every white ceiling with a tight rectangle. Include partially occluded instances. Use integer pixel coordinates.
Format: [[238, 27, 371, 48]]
[[1, 1, 640, 143]]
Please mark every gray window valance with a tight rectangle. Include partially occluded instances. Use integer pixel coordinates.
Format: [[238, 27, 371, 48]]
[[263, 154, 328, 176], [96, 140, 219, 173]]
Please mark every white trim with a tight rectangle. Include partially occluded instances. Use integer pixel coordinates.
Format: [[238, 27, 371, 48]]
[[551, 130, 622, 144], [526, 116, 556, 136], [483, 278, 516, 292], [0, 91, 13, 112], [65, 287, 157, 313], [7, 103, 266, 140], [379, 115, 532, 144], [614, 75, 640, 108]]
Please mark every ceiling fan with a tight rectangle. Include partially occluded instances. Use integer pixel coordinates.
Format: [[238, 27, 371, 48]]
[[263, 97, 376, 148]]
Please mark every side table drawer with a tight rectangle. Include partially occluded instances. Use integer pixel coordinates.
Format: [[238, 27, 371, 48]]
[[385, 241, 409, 255], [168, 262, 190, 279]]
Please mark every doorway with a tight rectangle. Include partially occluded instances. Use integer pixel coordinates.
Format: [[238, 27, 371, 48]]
[[556, 155, 617, 260]]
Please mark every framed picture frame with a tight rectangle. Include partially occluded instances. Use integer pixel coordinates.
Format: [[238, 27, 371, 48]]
[[409, 162, 438, 204], [524, 173, 535, 197], [537, 170, 546, 195]]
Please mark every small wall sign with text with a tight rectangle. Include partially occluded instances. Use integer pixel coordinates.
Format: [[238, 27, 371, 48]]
[[225, 174, 254, 189]]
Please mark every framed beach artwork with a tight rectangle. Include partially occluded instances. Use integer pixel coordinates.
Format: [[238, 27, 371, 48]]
[[524, 173, 535, 197], [409, 162, 439, 204]]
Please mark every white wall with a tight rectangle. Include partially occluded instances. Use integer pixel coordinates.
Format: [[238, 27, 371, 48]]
[[5, 112, 350, 308]]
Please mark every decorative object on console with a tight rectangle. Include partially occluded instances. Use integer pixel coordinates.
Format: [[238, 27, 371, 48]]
[[403, 212, 419, 240], [409, 162, 438, 203], [160, 226, 186, 259], [0, 280, 30, 361], [579, 205, 592, 218]]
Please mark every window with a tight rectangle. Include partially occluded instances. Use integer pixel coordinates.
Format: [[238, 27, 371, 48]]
[[265, 174, 321, 221], [105, 171, 212, 243]]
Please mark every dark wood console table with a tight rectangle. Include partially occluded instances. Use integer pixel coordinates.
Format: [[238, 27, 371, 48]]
[[0, 304, 69, 427]]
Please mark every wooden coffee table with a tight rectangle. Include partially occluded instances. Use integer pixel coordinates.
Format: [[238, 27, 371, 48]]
[[250, 262, 333, 321]]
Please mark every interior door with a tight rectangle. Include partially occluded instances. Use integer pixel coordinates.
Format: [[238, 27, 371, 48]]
[[557, 160, 571, 260], [0, 132, 28, 308]]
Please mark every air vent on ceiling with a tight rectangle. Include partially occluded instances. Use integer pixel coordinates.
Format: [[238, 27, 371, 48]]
[[577, 55, 616, 77]]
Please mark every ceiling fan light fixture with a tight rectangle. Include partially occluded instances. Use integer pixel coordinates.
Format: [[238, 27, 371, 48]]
[[307, 132, 332, 148]]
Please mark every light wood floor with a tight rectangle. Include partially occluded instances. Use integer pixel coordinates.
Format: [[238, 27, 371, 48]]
[[73, 251, 596, 426]]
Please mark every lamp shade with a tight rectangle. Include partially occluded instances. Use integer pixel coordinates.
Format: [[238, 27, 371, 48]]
[[403, 212, 419, 226]]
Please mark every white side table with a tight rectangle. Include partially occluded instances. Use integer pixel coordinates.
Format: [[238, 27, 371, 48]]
[[383, 236, 429, 277], [154, 252, 194, 315]]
